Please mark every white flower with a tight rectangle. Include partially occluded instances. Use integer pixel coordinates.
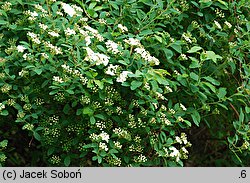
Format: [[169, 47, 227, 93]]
[[0, 103, 5, 111], [105, 64, 119, 76], [124, 38, 141, 46], [84, 47, 110, 66], [169, 146, 180, 158], [30, 11, 38, 17], [48, 31, 59, 37], [105, 40, 120, 54], [118, 24, 128, 32], [181, 147, 188, 154], [214, 20, 222, 29], [99, 142, 108, 151], [71, 4, 83, 13], [39, 23, 48, 30], [53, 76, 64, 83], [64, 27, 76, 36], [165, 86, 173, 93], [61, 3, 76, 17], [84, 25, 98, 34], [116, 71, 132, 83], [225, 21, 232, 29], [99, 132, 110, 143], [16, 45, 26, 53], [180, 103, 187, 111]]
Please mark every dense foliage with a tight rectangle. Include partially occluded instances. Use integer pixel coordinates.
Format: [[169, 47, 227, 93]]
[[0, 0, 249, 166]]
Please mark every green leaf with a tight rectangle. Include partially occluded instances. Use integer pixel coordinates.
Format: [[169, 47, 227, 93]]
[[204, 51, 222, 63], [90, 116, 96, 124], [33, 131, 41, 141], [95, 114, 105, 120], [83, 106, 94, 115], [66, 89, 74, 94], [187, 46, 202, 53], [217, 87, 227, 99], [202, 82, 216, 93], [189, 57, 201, 68], [34, 68, 42, 75], [0, 110, 9, 116], [170, 42, 182, 53], [239, 108, 244, 123], [162, 48, 174, 59], [191, 110, 201, 126], [64, 156, 71, 166], [63, 104, 70, 114], [245, 106, 250, 113], [203, 76, 220, 86], [190, 72, 199, 81], [130, 81, 143, 90], [47, 148, 55, 156], [0, 20, 8, 25], [154, 35, 163, 43]]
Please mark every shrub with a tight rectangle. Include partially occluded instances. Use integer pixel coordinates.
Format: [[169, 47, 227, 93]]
[[0, 0, 249, 166]]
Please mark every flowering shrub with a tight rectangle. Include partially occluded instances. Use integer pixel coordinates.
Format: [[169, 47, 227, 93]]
[[0, 0, 249, 166]]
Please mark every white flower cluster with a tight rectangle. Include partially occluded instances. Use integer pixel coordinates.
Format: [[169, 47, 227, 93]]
[[84, 47, 110, 66], [182, 32, 196, 44], [34, 4, 47, 13], [113, 128, 131, 140], [116, 71, 132, 83], [135, 47, 160, 66], [175, 133, 189, 145], [39, 23, 48, 31], [0, 103, 5, 111], [44, 41, 62, 55], [124, 38, 141, 46], [48, 31, 59, 37], [64, 27, 76, 36], [99, 142, 108, 151], [105, 64, 119, 76], [61, 64, 88, 85], [84, 26, 104, 42], [24, 10, 38, 21], [118, 24, 128, 32], [134, 154, 147, 163], [27, 32, 41, 44], [61, 3, 76, 17], [1, 2, 12, 11], [169, 146, 181, 161], [53, 76, 64, 83], [114, 141, 122, 149], [105, 40, 121, 54], [224, 21, 232, 29], [214, 20, 222, 29], [16, 45, 26, 53], [89, 132, 110, 143], [180, 103, 187, 111]]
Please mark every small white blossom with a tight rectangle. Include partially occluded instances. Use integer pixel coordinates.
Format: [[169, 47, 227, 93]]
[[48, 31, 59, 37], [224, 21, 232, 29], [124, 38, 141, 46], [64, 27, 76, 36], [99, 132, 110, 143], [180, 103, 187, 111], [39, 23, 48, 30], [16, 45, 26, 53], [53, 76, 64, 83], [105, 64, 119, 76], [99, 142, 108, 151], [118, 24, 128, 32], [61, 3, 76, 17], [214, 20, 222, 29], [105, 40, 120, 54], [116, 71, 132, 83]]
